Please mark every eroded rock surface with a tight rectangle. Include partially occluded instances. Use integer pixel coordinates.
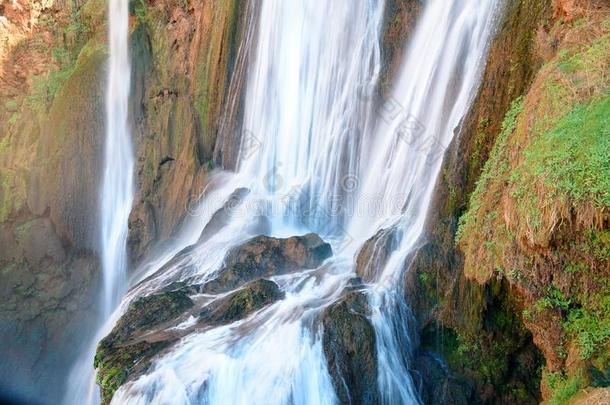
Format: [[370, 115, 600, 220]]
[[322, 291, 379, 405], [95, 233, 331, 402], [202, 233, 332, 293]]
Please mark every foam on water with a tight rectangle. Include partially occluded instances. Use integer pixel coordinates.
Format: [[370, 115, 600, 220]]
[[81, 0, 501, 403]]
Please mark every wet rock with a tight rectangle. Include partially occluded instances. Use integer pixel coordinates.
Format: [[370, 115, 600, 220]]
[[355, 227, 400, 282], [199, 279, 284, 325], [202, 233, 332, 293], [94, 289, 194, 403], [103, 289, 194, 345], [322, 292, 379, 404], [197, 187, 250, 243], [95, 233, 329, 401], [94, 279, 285, 402], [131, 187, 253, 287], [94, 339, 173, 405], [413, 351, 474, 405]]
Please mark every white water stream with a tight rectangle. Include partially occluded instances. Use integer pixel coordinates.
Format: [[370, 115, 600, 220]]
[[72, 0, 501, 403], [64, 0, 134, 402], [100, 0, 134, 317]]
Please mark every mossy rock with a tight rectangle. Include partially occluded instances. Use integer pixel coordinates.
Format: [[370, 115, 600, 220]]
[[94, 289, 193, 402], [199, 278, 284, 325], [322, 292, 379, 404], [104, 289, 194, 345], [202, 233, 332, 294], [94, 339, 172, 404]]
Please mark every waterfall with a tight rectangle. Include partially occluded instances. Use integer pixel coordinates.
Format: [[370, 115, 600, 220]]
[[64, 0, 134, 402], [352, 1, 500, 401], [103, 0, 501, 403], [100, 0, 134, 316]]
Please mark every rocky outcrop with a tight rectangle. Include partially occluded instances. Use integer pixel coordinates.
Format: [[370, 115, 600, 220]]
[[126, 0, 254, 263], [95, 233, 330, 402], [412, 351, 474, 405], [355, 227, 400, 282], [322, 291, 379, 405], [202, 233, 333, 293], [0, 0, 254, 402], [400, 0, 557, 403], [379, 0, 422, 96], [403, 0, 610, 403], [0, 0, 107, 401], [199, 278, 284, 326], [456, 0, 609, 401], [94, 279, 285, 403]]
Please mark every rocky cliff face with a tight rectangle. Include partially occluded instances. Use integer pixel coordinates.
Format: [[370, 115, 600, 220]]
[[1, 0, 607, 403], [405, 0, 610, 403], [126, 0, 253, 263], [0, 0, 106, 401], [0, 0, 251, 402]]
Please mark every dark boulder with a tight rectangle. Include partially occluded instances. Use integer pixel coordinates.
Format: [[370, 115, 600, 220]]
[[94, 280, 286, 403], [199, 278, 284, 325], [355, 227, 400, 282], [94, 289, 193, 403], [322, 292, 379, 404], [95, 232, 332, 402], [104, 289, 194, 345], [413, 350, 474, 405], [202, 233, 332, 293]]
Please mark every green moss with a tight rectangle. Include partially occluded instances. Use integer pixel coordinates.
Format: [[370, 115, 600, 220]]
[[535, 287, 572, 312], [0, 168, 26, 223], [513, 94, 610, 207], [457, 96, 524, 244], [563, 295, 610, 360], [94, 340, 170, 403], [545, 371, 583, 405]]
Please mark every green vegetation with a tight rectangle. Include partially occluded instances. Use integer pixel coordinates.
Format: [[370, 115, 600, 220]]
[[0, 169, 26, 223], [454, 18, 609, 403], [94, 340, 170, 404], [512, 94, 610, 207], [534, 287, 571, 312], [456, 96, 524, 243], [583, 229, 610, 261], [26, 2, 100, 112], [563, 294, 610, 360], [545, 371, 583, 405], [132, 0, 150, 24]]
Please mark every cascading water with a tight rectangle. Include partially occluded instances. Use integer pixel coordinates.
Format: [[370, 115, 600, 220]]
[[353, 1, 501, 402], [100, 0, 134, 316], [64, 0, 134, 403], [102, 0, 501, 403]]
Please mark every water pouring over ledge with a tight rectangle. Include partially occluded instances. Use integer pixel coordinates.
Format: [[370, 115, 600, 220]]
[[64, 0, 134, 402], [100, 0, 134, 318], [83, 0, 501, 403]]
